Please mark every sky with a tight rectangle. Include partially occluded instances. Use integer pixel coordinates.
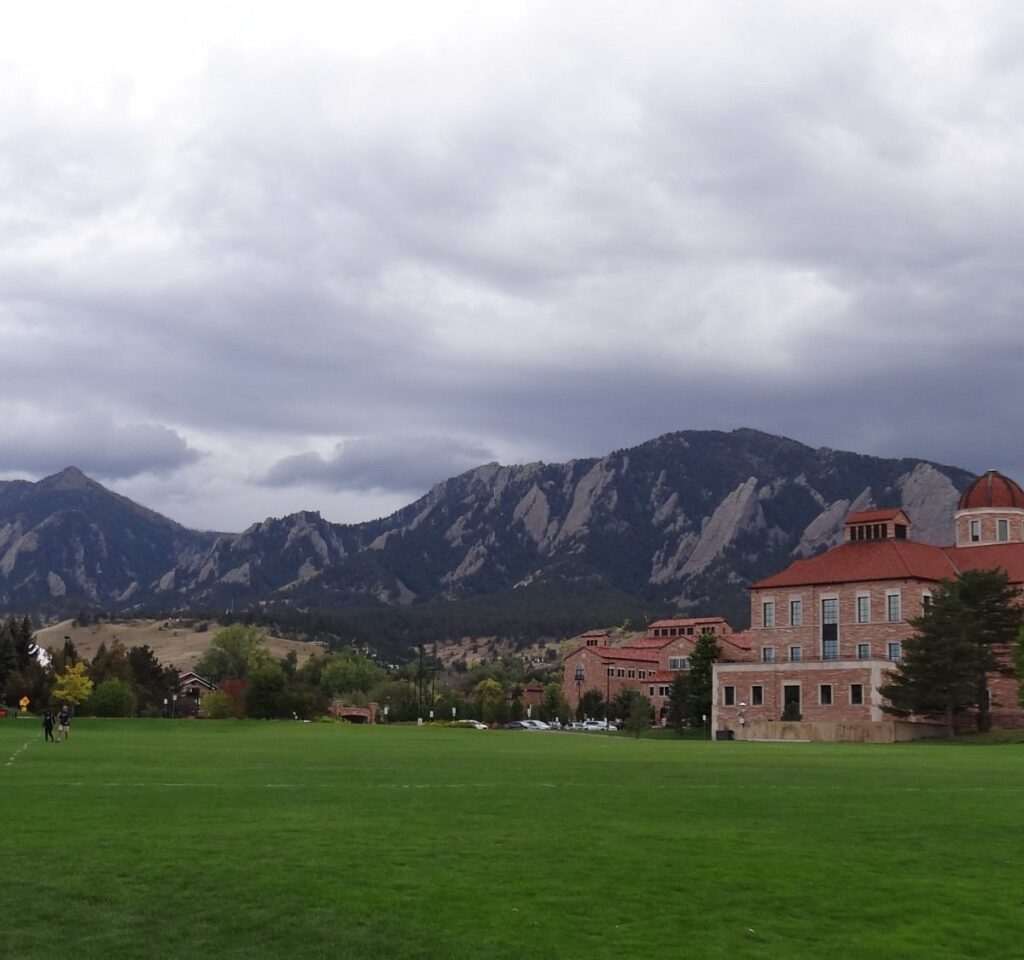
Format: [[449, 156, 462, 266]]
[[3, 0, 1024, 532]]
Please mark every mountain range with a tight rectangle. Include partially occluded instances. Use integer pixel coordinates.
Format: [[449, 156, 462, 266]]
[[0, 428, 977, 630]]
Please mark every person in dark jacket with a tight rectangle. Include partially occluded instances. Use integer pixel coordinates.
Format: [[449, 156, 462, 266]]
[[42, 711, 55, 742]]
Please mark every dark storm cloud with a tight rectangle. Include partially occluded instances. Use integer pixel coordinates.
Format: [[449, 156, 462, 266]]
[[0, 417, 200, 480], [3, 2, 1024, 528], [260, 436, 494, 494]]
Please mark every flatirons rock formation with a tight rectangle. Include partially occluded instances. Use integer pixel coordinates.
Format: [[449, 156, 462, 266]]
[[0, 430, 975, 625]]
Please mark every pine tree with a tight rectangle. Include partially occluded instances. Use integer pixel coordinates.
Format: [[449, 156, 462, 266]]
[[880, 571, 1019, 736], [683, 631, 721, 727]]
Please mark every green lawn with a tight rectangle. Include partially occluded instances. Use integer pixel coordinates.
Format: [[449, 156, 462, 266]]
[[2, 719, 1021, 960]]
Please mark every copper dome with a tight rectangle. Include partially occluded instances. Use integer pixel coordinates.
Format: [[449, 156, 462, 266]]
[[957, 470, 1024, 510]]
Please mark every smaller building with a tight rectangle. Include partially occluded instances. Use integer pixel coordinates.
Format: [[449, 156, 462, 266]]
[[330, 701, 379, 723], [563, 617, 750, 721]]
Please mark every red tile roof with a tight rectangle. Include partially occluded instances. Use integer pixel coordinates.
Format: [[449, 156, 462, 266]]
[[845, 508, 907, 524], [752, 540, 960, 589], [753, 539, 1024, 590], [592, 646, 660, 663], [958, 470, 1024, 510], [647, 617, 727, 628], [721, 631, 753, 651], [625, 636, 676, 649], [944, 543, 1024, 582]]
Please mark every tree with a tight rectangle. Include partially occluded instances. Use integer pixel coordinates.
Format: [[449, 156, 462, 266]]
[[666, 673, 690, 733], [201, 690, 237, 719], [90, 639, 134, 685], [244, 664, 287, 719], [954, 569, 1022, 731], [623, 693, 653, 738], [88, 678, 138, 717], [577, 688, 605, 720], [195, 624, 273, 682], [0, 626, 17, 698], [52, 662, 94, 709], [538, 683, 572, 724], [683, 631, 721, 727], [475, 678, 505, 725], [319, 651, 385, 697], [881, 573, 1017, 736]]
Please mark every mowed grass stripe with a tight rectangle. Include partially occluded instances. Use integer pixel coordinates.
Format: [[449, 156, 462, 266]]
[[2, 720, 1022, 960]]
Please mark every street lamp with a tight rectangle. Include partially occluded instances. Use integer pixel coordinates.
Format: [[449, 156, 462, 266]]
[[171, 694, 178, 719], [738, 701, 747, 738]]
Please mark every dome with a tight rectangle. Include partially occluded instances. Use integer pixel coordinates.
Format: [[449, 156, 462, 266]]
[[957, 470, 1024, 510]]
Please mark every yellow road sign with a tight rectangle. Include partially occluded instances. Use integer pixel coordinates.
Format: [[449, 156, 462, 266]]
[[19, 696, 30, 708]]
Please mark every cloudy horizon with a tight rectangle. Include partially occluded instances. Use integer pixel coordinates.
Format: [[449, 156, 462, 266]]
[[3, 1, 1023, 531]]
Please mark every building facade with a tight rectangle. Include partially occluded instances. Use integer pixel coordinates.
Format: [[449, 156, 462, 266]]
[[562, 618, 751, 720], [714, 471, 1024, 736]]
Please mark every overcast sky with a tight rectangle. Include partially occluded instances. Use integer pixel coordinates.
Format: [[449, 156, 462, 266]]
[[2, 1, 1023, 532]]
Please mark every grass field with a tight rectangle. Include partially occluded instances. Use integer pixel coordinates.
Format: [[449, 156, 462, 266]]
[[2, 720, 1021, 960]]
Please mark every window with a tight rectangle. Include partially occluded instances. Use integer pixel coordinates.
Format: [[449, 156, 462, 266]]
[[751, 685, 764, 706], [820, 684, 833, 706], [659, 685, 670, 697], [856, 595, 870, 623], [763, 600, 775, 627], [821, 598, 839, 660], [998, 518, 1009, 542], [668, 657, 690, 670], [922, 591, 932, 612], [639, 671, 647, 680], [850, 683, 864, 705], [857, 643, 870, 660], [627, 669, 636, 679], [888, 642, 902, 661], [789, 599, 802, 626], [886, 593, 901, 622], [616, 668, 625, 678], [970, 519, 980, 542], [762, 647, 775, 663], [649, 686, 655, 697], [724, 686, 735, 706], [575, 664, 585, 682], [789, 646, 802, 662], [607, 666, 615, 677]]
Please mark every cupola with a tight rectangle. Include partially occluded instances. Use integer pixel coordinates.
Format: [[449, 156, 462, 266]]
[[955, 470, 1024, 546]]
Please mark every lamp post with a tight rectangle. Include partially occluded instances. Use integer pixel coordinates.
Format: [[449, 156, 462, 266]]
[[171, 694, 178, 720], [163, 697, 168, 719], [738, 701, 747, 739]]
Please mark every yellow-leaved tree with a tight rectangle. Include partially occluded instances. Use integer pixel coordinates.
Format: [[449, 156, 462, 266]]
[[52, 661, 94, 710]]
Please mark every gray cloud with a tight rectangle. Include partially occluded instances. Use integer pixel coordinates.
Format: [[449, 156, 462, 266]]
[[261, 436, 494, 494], [1, 3, 1024, 527], [0, 415, 201, 480]]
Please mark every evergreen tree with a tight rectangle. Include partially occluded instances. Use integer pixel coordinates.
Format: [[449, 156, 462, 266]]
[[666, 673, 690, 732], [683, 631, 721, 727], [954, 569, 1021, 731], [880, 587, 987, 736], [881, 571, 1019, 735], [0, 626, 18, 697]]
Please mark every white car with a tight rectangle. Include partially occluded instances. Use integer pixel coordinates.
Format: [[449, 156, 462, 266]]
[[453, 719, 488, 730], [521, 719, 551, 731], [581, 719, 614, 731]]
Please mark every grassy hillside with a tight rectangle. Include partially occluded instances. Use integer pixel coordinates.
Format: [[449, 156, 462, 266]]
[[34, 618, 316, 671], [1, 719, 1021, 959]]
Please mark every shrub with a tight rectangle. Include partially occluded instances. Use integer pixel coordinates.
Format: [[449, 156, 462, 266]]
[[201, 691, 236, 720], [88, 678, 138, 717]]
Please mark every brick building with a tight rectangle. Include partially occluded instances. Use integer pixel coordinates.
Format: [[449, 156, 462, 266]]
[[562, 618, 751, 721], [713, 470, 1024, 738]]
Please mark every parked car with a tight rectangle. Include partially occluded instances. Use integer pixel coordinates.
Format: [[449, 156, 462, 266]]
[[504, 721, 529, 730], [453, 719, 488, 730], [581, 719, 614, 731], [521, 719, 551, 731]]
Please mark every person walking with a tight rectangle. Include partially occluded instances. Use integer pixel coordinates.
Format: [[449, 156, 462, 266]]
[[42, 711, 55, 742], [57, 704, 71, 742]]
